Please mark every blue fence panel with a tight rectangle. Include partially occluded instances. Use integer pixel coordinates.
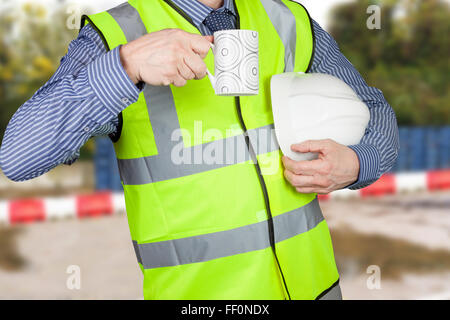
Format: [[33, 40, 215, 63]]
[[394, 127, 411, 172], [392, 126, 450, 172], [439, 127, 450, 169], [94, 137, 122, 191], [425, 127, 440, 170], [110, 159, 123, 191], [410, 128, 426, 171]]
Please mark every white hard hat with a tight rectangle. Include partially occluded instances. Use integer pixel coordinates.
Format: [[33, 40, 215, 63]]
[[271, 72, 370, 161]]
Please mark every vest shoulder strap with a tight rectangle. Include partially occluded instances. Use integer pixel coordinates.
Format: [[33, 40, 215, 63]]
[[280, 0, 315, 72]]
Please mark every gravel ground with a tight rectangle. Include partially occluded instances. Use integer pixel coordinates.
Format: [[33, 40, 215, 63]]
[[0, 191, 449, 300]]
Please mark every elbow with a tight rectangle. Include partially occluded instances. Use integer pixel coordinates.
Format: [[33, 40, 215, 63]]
[[0, 166, 22, 183], [0, 170, 24, 183], [0, 142, 56, 182], [0, 148, 26, 182], [2, 174, 24, 183]]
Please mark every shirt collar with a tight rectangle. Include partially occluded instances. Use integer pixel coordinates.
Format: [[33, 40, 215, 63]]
[[171, 0, 236, 29]]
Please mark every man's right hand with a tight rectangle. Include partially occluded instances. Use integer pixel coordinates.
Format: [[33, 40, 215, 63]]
[[119, 29, 213, 87]]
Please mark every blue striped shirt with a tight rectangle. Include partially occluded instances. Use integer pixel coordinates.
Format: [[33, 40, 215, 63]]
[[0, 0, 399, 190]]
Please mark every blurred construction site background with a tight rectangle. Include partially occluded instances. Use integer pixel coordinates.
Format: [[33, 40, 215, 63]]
[[0, 0, 449, 300]]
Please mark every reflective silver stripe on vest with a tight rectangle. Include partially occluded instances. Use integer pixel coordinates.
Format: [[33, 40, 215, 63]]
[[318, 283, 343, 300], [118, 124, 279, 185], [143, 85, 183, 155], [107, 2, 147, 42], [132, 198, 323, 269], [260, 0, 297, 72]]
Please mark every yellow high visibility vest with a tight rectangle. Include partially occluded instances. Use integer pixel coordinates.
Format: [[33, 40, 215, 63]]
[[83, 0, 341, 300]]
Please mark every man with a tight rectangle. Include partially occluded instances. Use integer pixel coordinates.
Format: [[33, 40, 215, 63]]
[[0, 0, 399, 300]]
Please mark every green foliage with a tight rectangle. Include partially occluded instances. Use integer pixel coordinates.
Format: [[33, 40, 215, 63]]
[[328, 0, 450, 125], [0, 4, 72, 136]]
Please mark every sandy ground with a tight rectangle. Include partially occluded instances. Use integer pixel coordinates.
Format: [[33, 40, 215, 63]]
[[0, 215, 143, 300], [0, 191, 449, 300], [321, 191, 450, 251]]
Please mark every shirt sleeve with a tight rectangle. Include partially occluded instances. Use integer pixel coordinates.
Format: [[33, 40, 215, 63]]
[[308, 20, 400, 190], [0, 24, 141, 182]]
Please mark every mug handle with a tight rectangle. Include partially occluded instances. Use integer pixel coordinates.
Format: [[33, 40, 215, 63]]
[[206, 43, 216, 89]]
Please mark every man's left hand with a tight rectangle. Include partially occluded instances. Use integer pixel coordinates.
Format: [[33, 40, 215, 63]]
[[282, 139, 360, 194]]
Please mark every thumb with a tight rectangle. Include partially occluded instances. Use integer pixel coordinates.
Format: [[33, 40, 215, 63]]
[[291, 140, 327, 153]]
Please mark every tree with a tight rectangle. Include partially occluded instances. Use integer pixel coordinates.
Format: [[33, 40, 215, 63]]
[[329, 0, 450, 125]]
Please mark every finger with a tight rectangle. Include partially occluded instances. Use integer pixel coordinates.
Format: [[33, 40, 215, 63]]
[[189, 34, 213, 58], [284, 170, 316, 187], [282, 156, 325, 176], [291, 139, 331, 154], [171, 74, 187, 87], [177, 60, 196, 80], [296, 187, 330, 195], [284, 169, 332, 188], [184, 52, 208, 79]]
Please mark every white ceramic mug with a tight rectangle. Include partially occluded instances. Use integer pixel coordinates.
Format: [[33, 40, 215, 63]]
[[207, 29, 259, 96]]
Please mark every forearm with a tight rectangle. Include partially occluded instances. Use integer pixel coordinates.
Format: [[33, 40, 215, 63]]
[[309, 20, 399, 189], [0, 26, 139, 181]]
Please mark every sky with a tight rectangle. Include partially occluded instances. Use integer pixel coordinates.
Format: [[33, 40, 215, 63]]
[[4, 0, 448, 30], [0, 0, 355, 30]]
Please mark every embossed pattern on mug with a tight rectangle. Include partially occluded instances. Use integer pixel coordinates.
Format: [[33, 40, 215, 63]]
[[214, 30, 259, 95]]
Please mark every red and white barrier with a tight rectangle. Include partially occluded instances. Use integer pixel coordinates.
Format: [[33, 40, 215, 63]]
[[0, 192, 125, 226], [0, 170, 449, 225], [318, 169, 450, 201]]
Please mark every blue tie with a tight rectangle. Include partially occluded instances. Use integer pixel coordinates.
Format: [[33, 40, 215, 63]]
[[203, 9, 234, 33]]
